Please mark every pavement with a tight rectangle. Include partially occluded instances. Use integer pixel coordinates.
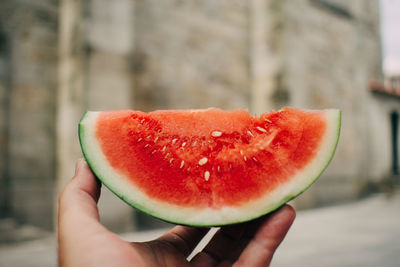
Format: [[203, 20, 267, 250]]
[[0, 192, 399, 267], [273, 192, 400, 267]]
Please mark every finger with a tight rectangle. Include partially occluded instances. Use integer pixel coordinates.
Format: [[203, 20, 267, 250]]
[[191, 214, 274, 266], [157, 226, 210, 257], [58, 159, 101, 221], [233, 205, 296, 267], [58, 159, 103, 241], [72, 158, 101, 203], [191, 223, 246, 265], [58, 159, 105, 266], [227, 214, 274, 262]]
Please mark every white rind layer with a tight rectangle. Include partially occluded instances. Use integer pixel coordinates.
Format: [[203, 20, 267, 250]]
[[79, 109, 341, 226]]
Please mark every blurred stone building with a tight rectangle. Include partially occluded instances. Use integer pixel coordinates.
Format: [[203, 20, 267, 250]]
[[0, 0, 386, 232]]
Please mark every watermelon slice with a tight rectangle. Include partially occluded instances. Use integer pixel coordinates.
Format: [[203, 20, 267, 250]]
[[79, 107, 340, 226]]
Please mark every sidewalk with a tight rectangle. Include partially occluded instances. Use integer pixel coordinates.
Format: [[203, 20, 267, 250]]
[[1, 192, 399, 267], [273, 192, 400, 267]]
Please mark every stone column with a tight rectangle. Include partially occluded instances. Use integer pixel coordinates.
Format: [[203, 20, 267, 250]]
[[56, 0, 87, 214], [249, 0, 283, 114]]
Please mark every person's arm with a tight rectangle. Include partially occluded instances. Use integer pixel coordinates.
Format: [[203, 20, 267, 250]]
[[58, 159, 295, 267]]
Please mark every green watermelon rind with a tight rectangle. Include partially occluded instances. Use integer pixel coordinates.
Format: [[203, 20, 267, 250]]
[[79, 109, 341, 227]]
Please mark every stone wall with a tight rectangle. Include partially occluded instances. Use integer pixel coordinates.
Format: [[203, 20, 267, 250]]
[[0, 19, 11, 217], [0, 0, 59, 229], [280, 0, 382, 207], [133, 0, 250, 111]]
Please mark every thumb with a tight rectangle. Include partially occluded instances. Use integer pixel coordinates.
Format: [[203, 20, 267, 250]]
[[73, 158, 101, 203], [58, 159, 102, 233], [58, 160, 107, 267]]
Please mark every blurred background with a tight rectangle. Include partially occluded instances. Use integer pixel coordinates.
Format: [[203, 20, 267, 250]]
[[0, 0, 399, 266]]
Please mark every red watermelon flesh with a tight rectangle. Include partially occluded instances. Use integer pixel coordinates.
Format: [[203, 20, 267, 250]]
[[79, 107, 341, 226]]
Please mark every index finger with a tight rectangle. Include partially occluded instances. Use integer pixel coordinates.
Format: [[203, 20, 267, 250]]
[[157, 226, 210, 257], [233, 205, 296, 267]]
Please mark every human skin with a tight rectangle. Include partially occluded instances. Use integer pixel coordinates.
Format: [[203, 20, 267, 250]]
[[58, 159, 296, 267]]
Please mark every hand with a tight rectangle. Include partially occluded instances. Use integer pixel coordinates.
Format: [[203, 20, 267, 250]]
[[58, 159, 295, 267]]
